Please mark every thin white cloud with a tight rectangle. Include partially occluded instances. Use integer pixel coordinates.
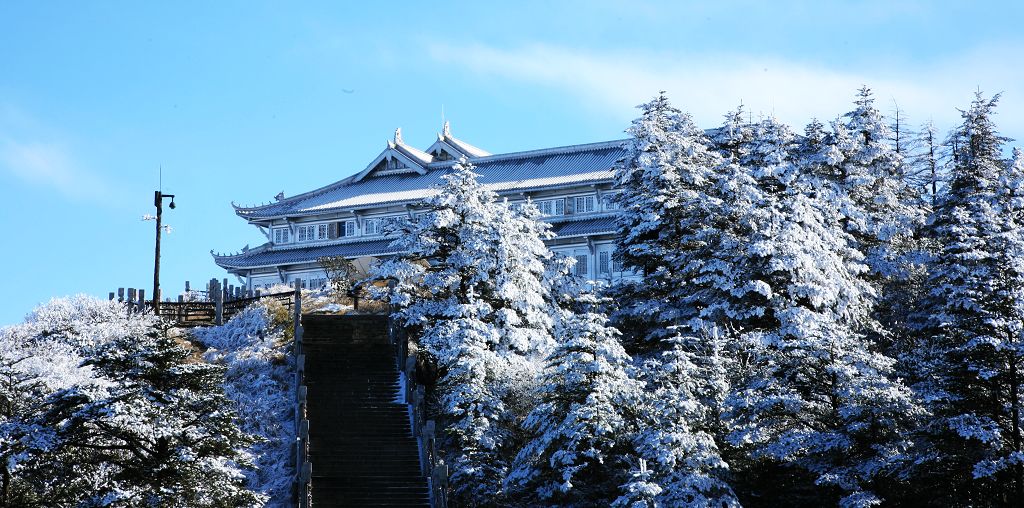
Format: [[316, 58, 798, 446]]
[[0, 137, 111, 202], [427, 42, 1024, 144]]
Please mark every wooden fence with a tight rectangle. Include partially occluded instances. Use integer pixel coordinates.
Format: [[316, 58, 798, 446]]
[[109, 278, 294, 327]]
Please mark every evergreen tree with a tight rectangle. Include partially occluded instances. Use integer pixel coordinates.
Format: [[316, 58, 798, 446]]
[[724, 116, 921, 506], [915, 93, 1024, 504], [41, 327, 262, 507], [611, 93, 723, 344], [374, 159, 555, 504], [834, 86, 922, 279], [624, 333, 739, 507], [506, 288, 641, 505]]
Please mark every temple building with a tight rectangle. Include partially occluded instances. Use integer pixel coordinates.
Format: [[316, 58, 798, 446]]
[[213, 123, 634, 290]]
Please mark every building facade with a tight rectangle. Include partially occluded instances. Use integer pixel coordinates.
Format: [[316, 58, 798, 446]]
[[213, 123, 633, 290]]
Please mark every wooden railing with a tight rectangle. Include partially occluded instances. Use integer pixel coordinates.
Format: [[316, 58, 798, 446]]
[[108, 279, 293, 327], [389, 300, 448, 508], [291, 280, 312, 508]]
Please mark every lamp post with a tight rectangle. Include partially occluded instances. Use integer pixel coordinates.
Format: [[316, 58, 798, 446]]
[[153, 191, 176, 315]]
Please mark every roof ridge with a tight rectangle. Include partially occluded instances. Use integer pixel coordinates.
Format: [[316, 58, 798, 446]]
[[427, 139, 627, 168]]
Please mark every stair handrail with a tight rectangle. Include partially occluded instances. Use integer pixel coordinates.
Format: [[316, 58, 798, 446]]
[[291, 280, 312, 508], [388, 294, 448, 508]]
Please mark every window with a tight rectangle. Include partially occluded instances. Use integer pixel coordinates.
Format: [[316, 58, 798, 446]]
[[574, 195, 596, 214], [598, 251, 610, 275], [363, 218, 382, 236], [296, 224, 328, 243], [340, 220, 356, 237], [601, 192, 621, 211], [574, 254, 588, 276], [382, 216, 403, 234], [273, 228, 290, 244], [536, 198, 565, 216]]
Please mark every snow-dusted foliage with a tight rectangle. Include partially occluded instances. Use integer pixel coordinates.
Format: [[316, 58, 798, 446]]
[[193, 303, 295, 504], [374, 159, 556, 504], [720, 115, 921, 506], [833, 87, 923, 279], [624, 332, 739, 508], [611, 93, 725, 343], [914, 93, 1024, 504], [506, 285, 642, 505], [0, 296, 263, 507]]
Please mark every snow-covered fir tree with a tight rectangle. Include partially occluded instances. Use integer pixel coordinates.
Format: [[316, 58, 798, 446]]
[[44, 327, 261, 507], [914, 93, 1024, 504], [0, 296, 262, 507], [833, 86, 923, 279], [722, 115, 922, 507], [374, 158, 555, 504], [622, 331, 739, 508], [611, 93, 724, 345], [506, 276, 642, 505]]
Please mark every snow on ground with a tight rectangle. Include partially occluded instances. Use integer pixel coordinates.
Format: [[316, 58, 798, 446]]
[[192, 303, 296, 506]]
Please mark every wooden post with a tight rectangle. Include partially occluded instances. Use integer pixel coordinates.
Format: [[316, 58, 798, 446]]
[[222, 278, 229, 303], [405, 356, 416, 403], [299, 461, 312, 508], [138, 289, 145, 313], [293, 279, 303, 357], [431, 463, 448, 507], [118, 288, 124, 302], [108, 292, 115, 301], [213, 280, 224, 326]]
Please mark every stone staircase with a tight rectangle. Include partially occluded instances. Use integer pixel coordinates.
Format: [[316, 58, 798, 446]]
[[303, 314, 430, 507]]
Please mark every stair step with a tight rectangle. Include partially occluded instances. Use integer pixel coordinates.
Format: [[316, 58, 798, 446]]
[[302, 315, 429, 505]]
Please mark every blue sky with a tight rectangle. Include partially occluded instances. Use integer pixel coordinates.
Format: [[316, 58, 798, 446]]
[[1, 1, 1022, 325]]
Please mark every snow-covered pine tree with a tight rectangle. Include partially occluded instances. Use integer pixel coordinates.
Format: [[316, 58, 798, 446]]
[[611, 93, 724, 344], [915, 93, 1024, 504], [724, 116, 921, 507], [0, 348, 46, 506], [834, 86, 923, 280], [621, 331, 739, 508], [374, 158, 555, 504], [40, 327, 262, 507], [506, 281, 642, 505]]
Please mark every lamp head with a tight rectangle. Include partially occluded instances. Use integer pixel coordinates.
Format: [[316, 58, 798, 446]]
[[168, 198, 176, 209]]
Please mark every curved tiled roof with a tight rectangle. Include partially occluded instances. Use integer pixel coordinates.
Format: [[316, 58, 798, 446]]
[[233, 140, 628, 220]]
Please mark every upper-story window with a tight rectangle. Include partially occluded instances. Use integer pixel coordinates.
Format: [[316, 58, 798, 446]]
[[536, 198, 565, 216], [273, 227, 290, 244], [363, 218, 382, 236], [573, 195, 596, 214], [339, 220, 356, 238], [601, 192, 621, 211], [297, 223, 329, 243], [382, 216, 404, 234]]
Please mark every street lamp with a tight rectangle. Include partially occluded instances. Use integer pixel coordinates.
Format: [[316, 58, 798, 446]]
[[153, 191, 176, 315]]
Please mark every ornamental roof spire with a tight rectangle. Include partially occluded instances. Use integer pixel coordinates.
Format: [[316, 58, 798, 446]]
[[442, 121, 451, 138], [394, 127, 403, 145]]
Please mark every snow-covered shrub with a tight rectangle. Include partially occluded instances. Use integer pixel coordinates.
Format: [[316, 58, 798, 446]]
[[193, 303, 295, 505]]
